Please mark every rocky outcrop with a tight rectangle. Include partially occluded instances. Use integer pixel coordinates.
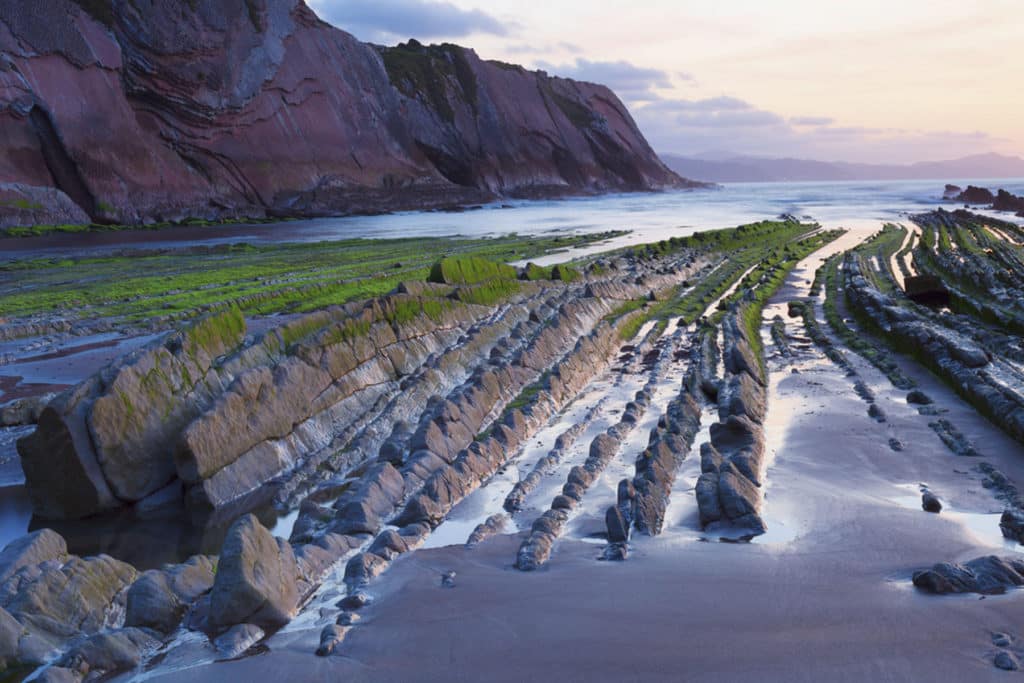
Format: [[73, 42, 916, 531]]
[[0, 527, 142, 678], [913, 555, 1024, 595], [993, 189, 1024, 214], [18, 308, 248, 519], [955, 186, 996, 204], [630, 327, 709, 536], [695, 309, 770, 535], [0, 0, 695, 229], [843, 251, 1024, 445]]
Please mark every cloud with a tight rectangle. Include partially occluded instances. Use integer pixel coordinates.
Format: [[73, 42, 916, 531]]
[[790, 116, 834, 127], [536, 58, 674, 100], [503, 41, 582, 56], [635, 96, 1002, 164], [308, 0, 509, 43]]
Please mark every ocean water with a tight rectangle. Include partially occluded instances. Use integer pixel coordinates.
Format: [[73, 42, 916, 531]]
[[5, 178, 1024, 261]]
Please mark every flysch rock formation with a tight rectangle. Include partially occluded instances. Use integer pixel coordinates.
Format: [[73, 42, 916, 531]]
[[5, 244, 710, 679], [0, 0, 699, 228], [695, 307, 770, 536]]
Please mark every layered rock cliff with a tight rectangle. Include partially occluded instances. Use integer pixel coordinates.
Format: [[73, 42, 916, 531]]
[[0, 0, 694, 228]]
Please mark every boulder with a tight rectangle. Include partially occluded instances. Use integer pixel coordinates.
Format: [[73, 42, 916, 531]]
[[921, 491, 942, 514], [209, 515, 299, 630], [343, 553, 388, 590], [59, 627, 160, 677], [0, 529, 67, 583], [906, 390, 933, 406], [913, 555, 1024, 595], [124, 571, 182, 634], [125, 556, 215, 634], [995, 652, 1020, 672], [316, 625, 348, 657]]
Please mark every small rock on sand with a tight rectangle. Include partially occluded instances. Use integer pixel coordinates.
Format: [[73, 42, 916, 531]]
[[922, 491, 942, 513], [992, 632, 1012, 648], [337, 593, 371, 610], [316, 625, 348, 657], [994, 651, 1020, 671], [906, 390, 933, 405], [441, 571, 456, 588]]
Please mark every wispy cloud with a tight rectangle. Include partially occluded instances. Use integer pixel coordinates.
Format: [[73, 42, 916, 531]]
[[635, 96, 1003, 163], [309, 0, 510, 43], [536, 58, 675, 100]]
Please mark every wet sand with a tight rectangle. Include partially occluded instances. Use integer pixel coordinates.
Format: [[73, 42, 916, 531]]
[[137, 231, 1024, 682]]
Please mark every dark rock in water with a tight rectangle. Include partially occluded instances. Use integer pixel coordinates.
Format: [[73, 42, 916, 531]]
[[316, 625, 348, 657], [921, 491, 942, 513], [999, 509, 1024, 544], [993, 189, 1024, 214], [888, 438, 905, 452], [214, 623, 264, 661], [906, 390, 933, 405], [868, 403, 887, 423], [0, 528, 67, 583], [912, 555, 1024, 595], [995, 651, 1020, 671], [441, 571, 456, 588], [943, 184, 962, 200], [956, 186, 996, 204], [210, 515, 299, 630], [605, 506, 629, 544]]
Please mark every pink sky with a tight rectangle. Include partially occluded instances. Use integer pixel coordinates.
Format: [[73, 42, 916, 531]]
[[310, 0, 1024, 163]]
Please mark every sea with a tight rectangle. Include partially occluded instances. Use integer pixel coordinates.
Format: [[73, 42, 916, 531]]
[[4, 178, 1024, 263]]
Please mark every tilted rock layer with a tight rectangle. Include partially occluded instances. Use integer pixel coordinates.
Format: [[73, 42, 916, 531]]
[[0, 0, 694, 227]]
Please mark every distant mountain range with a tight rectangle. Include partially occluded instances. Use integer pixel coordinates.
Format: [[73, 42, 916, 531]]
[[660, 152, 1024, 184]]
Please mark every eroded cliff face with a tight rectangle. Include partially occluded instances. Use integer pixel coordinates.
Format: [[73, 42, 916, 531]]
[[0, 0, 693, 227]]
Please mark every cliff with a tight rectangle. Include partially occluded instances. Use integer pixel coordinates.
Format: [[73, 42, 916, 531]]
[[0, 0, 695, 228]]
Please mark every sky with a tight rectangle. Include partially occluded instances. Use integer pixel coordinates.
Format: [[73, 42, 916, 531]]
[[307, 0, 1024, 164]]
